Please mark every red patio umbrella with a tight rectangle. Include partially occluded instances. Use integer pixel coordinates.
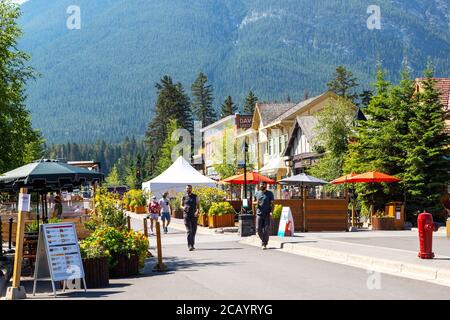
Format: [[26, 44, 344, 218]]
[[220, 171, 277, 185], [347, 171, 400, 183], [346, 171, 401, 226]]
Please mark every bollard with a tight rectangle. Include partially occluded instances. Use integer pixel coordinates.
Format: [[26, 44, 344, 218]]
[[127, 215, 131, 231], [143, 218, 148, 237], [447, 217, 450, 239], [8, 218, 13, 250], [153, 222, 167, 272], [143, 218, 153, 257]]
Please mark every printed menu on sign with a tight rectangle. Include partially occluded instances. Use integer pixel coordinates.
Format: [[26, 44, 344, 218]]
[[43, 224, 84, 281]]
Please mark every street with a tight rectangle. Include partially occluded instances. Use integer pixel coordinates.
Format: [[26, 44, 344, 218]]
[[27, 224, 450, 300]]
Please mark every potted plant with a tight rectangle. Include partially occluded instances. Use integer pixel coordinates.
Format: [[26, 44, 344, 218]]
[[271, 204, 283, 236], [170, 193, 184, 219], [194, 187, 227, 227], [86, 226, 147, 278], [25, 221, 40, 241], [208, 202, 236, 228], [134, 190, 147, 213], [371, 210, 395, 230], [79, 238, 110, 288]]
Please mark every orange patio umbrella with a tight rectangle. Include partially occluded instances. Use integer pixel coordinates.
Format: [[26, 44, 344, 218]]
[[330, 173, 359, 185], [347, 171, 400, 183], [220, 171, 277, 185]]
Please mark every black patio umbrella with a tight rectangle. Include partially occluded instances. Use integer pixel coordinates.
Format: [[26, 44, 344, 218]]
[[0, 159, 103, 222]]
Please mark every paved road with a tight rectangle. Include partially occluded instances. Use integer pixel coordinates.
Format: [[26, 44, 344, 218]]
[[27, 225, 450, 300]]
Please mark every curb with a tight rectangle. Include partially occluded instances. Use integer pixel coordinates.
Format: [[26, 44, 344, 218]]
[[240, 236, 450, 287]]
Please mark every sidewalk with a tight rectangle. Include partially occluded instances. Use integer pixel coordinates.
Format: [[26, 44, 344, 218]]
[[126, 211, 238, 236], [240, 230, 450, 287]]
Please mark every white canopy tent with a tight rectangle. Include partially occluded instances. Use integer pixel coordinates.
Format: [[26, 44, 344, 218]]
[[142, 156, 216, 197]]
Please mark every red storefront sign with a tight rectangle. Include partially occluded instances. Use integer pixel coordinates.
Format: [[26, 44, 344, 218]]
[[235, 115, 253, 129]]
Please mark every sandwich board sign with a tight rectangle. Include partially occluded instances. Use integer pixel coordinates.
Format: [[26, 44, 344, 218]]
[[277, 207, 295, 237], [33, 222, 87, 297]]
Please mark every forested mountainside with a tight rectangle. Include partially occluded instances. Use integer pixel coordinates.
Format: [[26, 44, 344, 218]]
[[18, 0, 450, 143]]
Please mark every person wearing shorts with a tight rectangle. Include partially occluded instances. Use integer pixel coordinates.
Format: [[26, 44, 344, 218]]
[[148, 196, 160, 235], [159, 192, 172, 234]]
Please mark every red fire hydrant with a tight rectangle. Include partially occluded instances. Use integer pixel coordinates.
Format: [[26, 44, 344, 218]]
[[417, 211, 435, 259]]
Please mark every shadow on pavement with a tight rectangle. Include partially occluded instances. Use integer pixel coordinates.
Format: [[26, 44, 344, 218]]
[[279, 241, 318, 248], [152, 256, 238, 274], [194, 247, 243, 251]]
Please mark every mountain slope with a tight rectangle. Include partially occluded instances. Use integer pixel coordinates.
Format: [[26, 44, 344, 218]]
[[18, 0, 450, 143]]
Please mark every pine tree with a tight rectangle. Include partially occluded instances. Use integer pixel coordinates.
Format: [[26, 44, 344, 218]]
[[344, 67, 394, 212], [154, 119, 180, 176], [105, 165, 122, 187], [191, 72, 217, 127], [327, 66, 359, 103], [243, 91, 258, 115], [145, 76, 192, 162], [403, 66, 450, 218], [220, 96, 237, 118]]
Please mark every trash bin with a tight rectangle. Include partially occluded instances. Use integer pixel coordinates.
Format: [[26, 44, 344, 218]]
[[238, 214, 255, 237]]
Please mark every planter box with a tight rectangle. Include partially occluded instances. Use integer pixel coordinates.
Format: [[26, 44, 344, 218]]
[[134, 206, 146, 214], [198, 213, 208, 227], [270, 218, 280, 236], [173, 209, 184, 219], [109, 253, 139, 278], [371, 216, 395, 230], [83, 257, 109, 288], [208, 214, 235, 228]]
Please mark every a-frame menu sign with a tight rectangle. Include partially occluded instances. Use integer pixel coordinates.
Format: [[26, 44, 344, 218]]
[[33, 222, 87, 297]]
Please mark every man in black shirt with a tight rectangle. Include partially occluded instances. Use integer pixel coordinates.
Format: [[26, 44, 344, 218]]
[[181, 185, 200, 251], [253, 181, 274, 250]]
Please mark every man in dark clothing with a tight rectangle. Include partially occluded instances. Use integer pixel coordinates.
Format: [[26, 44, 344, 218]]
[[253, 181, 274, 250], [181, 185, 200, 251]]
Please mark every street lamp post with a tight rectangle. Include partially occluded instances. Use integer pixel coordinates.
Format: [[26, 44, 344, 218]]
[[150, 154, 156, 176], [239, 139, 254, 237], [243, 140, 248, 202]]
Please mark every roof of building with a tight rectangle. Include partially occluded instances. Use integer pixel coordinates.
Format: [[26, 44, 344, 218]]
[[256, 102, 296, 127], [416, 78, 450, 112], [269, 92, 329, 125]]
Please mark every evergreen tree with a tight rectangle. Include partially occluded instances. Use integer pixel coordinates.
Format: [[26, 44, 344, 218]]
[[243, 90, 258, 115], [327, 66, 359, 103], [124, 158, 137, 189], [191, 72, 217, 127], [0, 2, 43, 172], [403, 67, 450, 218], [344, 67, 394, 213], [154, 119, 180, 176], [220, 96, 237, 118], [145, 75, 192, 162], [105, 165, 122, 187]]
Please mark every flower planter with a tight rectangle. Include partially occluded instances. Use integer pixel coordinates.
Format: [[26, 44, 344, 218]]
[[82, 257, 109, 288], [134, 206, 146, 214], [198, 213, 208, 226], [109, 253, 139, 278], [371, 216, 395, 230], [270, 218, 280, 236], [208, 214, 235, 228], [173, 209, 184, 219]]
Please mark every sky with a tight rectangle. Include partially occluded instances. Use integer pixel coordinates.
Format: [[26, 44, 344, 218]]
[[11, 0, 29, 4]]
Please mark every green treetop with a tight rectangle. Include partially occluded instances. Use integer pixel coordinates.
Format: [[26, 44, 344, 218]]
[[243, 90, 258, 115], [191, 72, 217, 127], [220, 96, 237, 118]]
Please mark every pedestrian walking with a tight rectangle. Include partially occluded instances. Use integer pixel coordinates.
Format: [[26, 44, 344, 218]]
[[181, 185, 199, 251], [53, 192, 63, 219], [148, 196, 160, 235], [159, 192, 172, 234], [253, 181, 274, 250]]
